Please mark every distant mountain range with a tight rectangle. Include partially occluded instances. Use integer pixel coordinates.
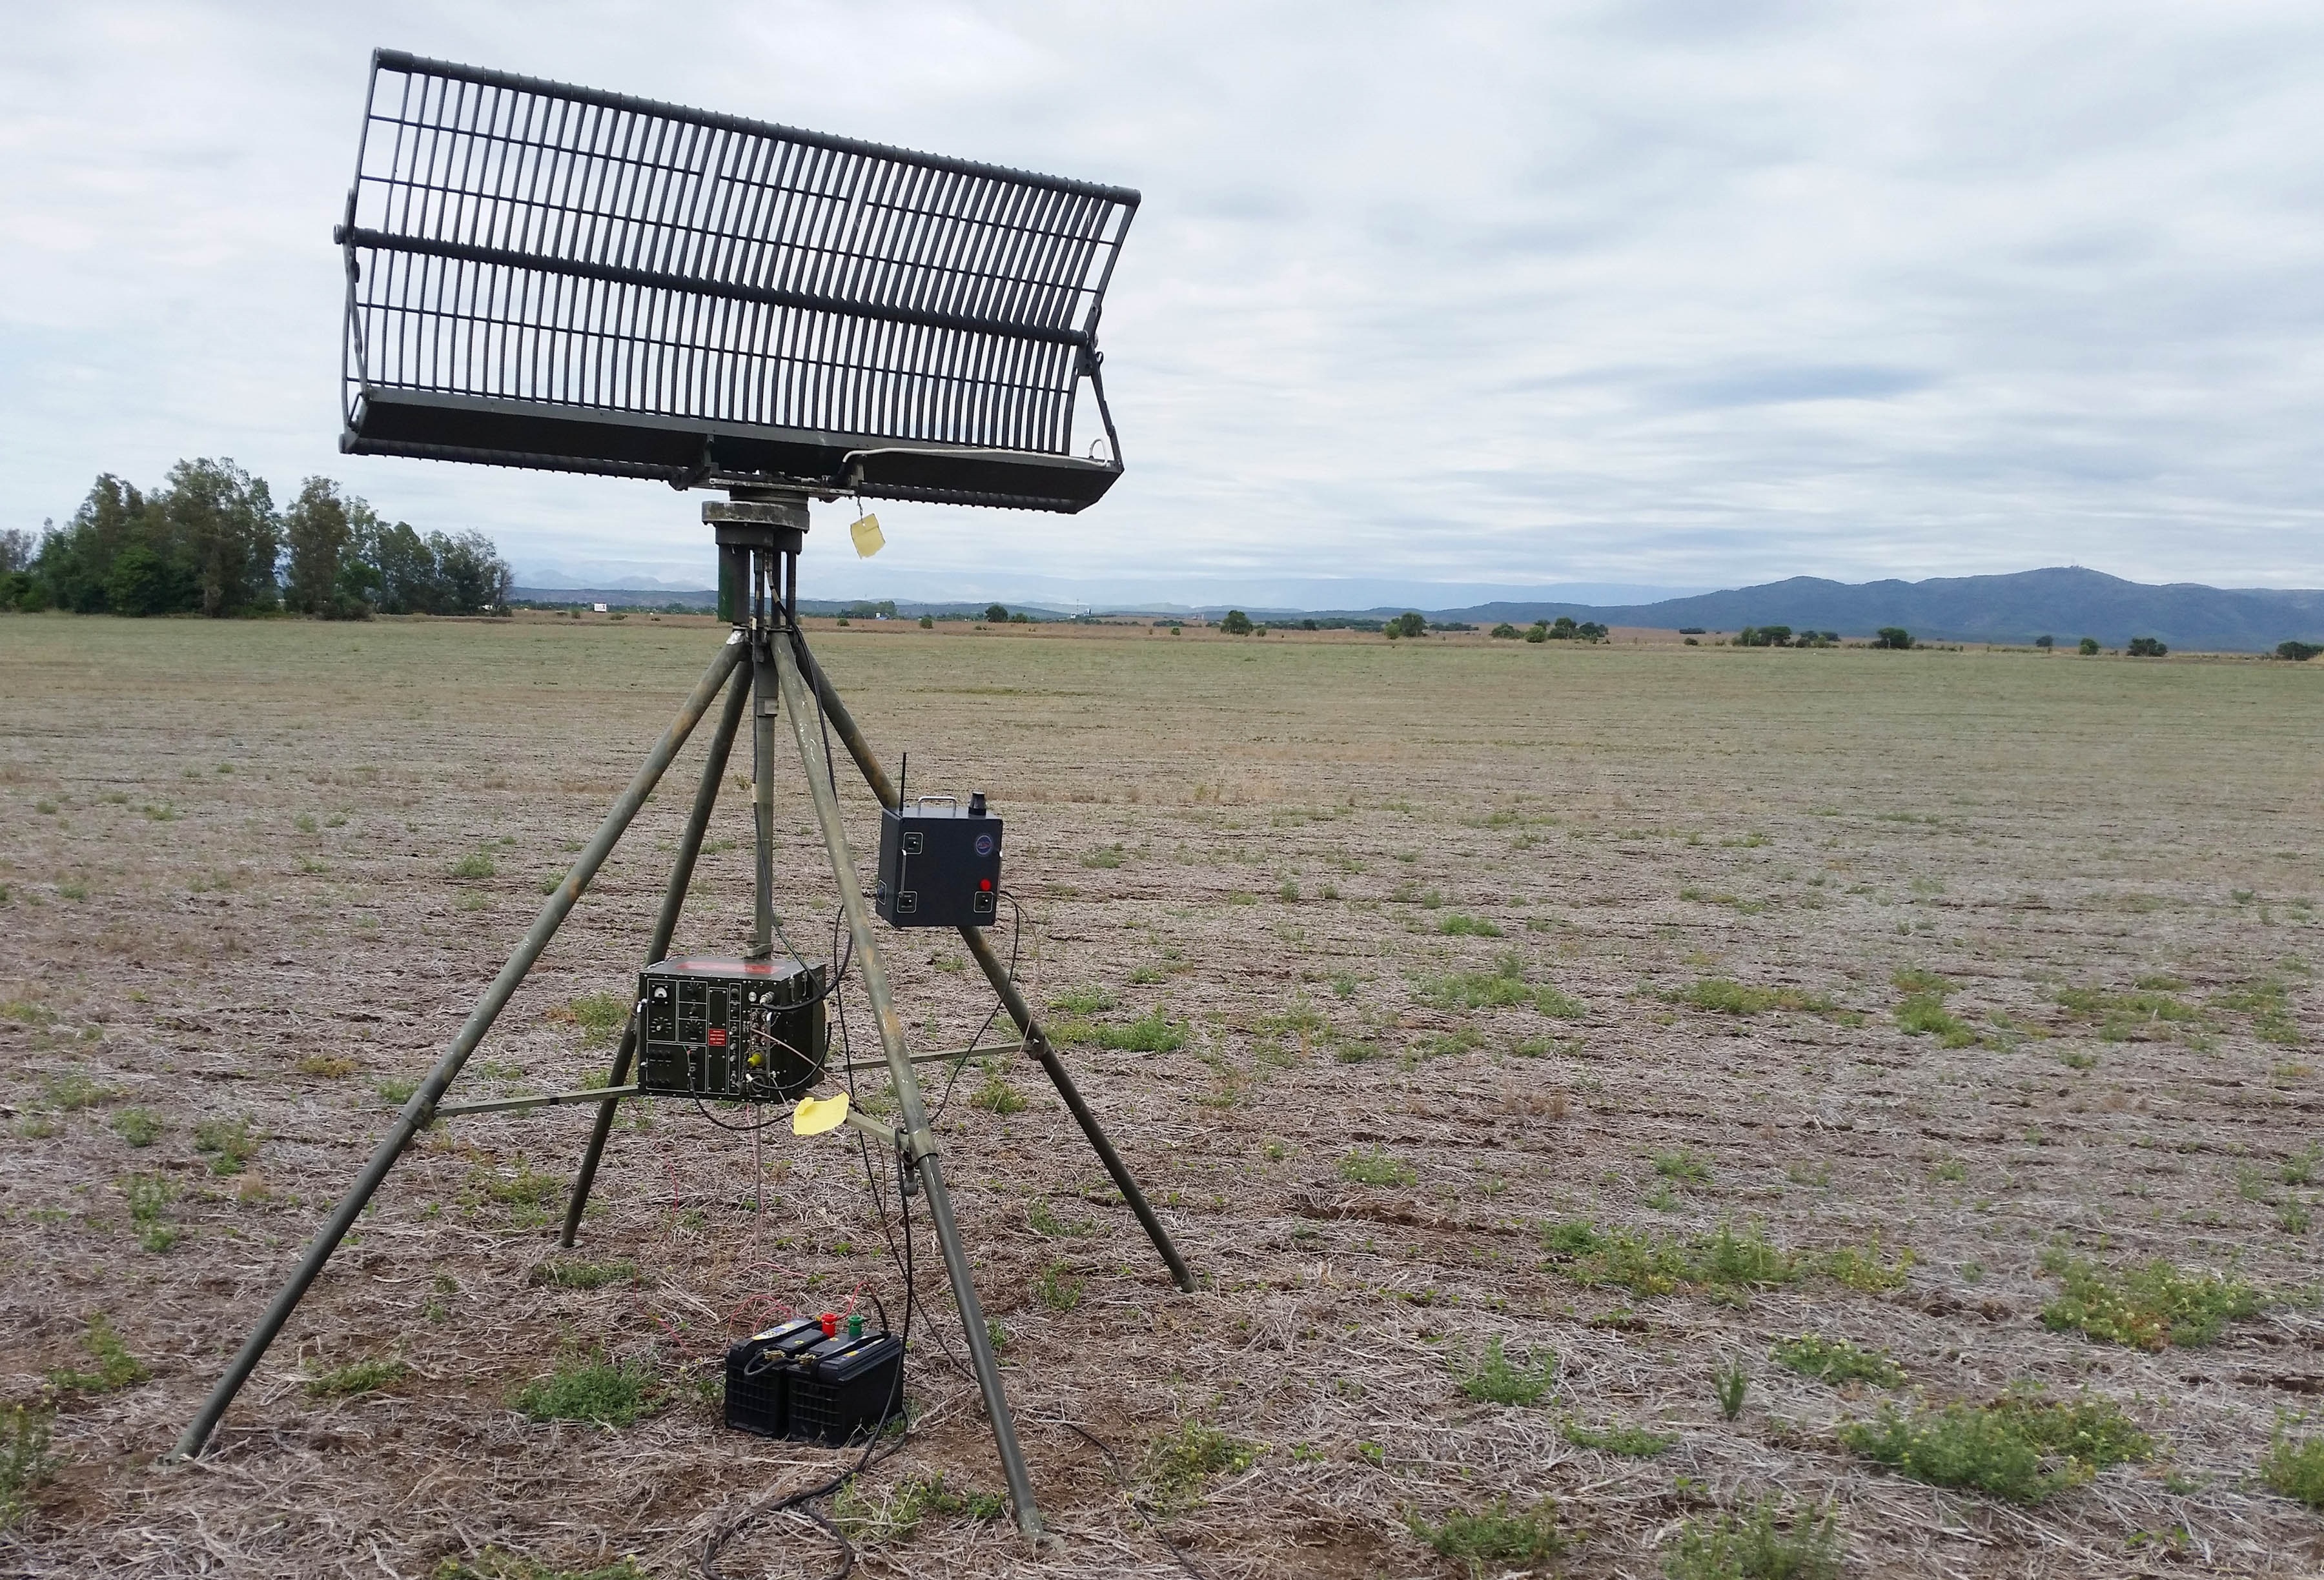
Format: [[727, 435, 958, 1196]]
[[513, 568, 2324, 652], [1385, 568, 2324, 652]]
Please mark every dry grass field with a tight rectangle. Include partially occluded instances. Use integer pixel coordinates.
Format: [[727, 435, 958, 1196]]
[[2, 611, 2321, 1579]]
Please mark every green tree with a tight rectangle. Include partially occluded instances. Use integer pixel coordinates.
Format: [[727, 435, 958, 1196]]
[[2077, 636, 2101, 656], [431, 529, 513, 614], [2278, 640, 2321, 662], [158, 458, 279, 617], [1873, 627, 1911, 649], [2034, 634, 2054, 649], [372, 522, 443, 614], [37, 476, 163, 613], [1388, 611, 1427, 639], [282, 477, 364, 617], [984, 602, 1009, 624], [1220, 609, 1254, 635], [2126, 636, 2167, 657], [105, 543, 178, 617]]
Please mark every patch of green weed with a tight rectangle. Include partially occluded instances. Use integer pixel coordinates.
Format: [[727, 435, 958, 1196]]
[[109, 1107, 164, 1147], [192, 1117, 258, 1175], [2040, 1252, 2261, 1350], [1143, 1419, 1258, 1510], [1839, 1392, 2152, 1503], [1771, 1335, 1904, 1388], [1664, 1497, 1842, 1580], [307, 1358, 411, 1399], [1561, 1419, 1676, 1457], [1340, 1148, 1418, 1187], [507, 1357, 655, 1427], [1410, 1498, 1565, 1575], [47, 1314, 149, 1394], [833, 1472, 1006, 1542], [1456, 1337, 1555, 1406]]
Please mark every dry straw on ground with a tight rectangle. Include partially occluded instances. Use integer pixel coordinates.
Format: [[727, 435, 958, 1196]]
[[1, 612, 2320, 1577]]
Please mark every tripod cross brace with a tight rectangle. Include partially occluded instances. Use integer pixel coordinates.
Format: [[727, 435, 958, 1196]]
[[170, 498, 1194, 1546]]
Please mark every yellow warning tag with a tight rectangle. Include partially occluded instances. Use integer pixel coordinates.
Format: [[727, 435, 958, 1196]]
[[850, 513, 885, 558], [793, 1092, 850, 1136]]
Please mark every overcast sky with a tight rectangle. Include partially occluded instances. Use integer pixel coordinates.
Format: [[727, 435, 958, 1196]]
[[6, 1, 2323, 603]]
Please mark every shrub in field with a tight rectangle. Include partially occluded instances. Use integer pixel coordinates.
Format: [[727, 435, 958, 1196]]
[[1771, 1335, 1904, 1389], [2277, 640, 2321, 662], [1677, 979, 1835, 1017], [122, 1173, 179, 1253], [2126, 636, 2167, 657], [1839, 1392, 2152, 1503], [968, 1061, 1028, 1115], [1050, 1007, 1185, 1053], [1410, 1498, 1565, 1572], [834, 1472, 1006, 1542], [2078, 636, 2100, 655], [1561, 1419, 1676, 1457], [2261, 1426, 2324, 1510], [1436, 912, 1503, 937], [110, 1107, 164, 1146], [47, 1313, 148, 1394], [1219, 609, 1253, 635], [0, 1405, 58, 1530], [450, 851, 496, 880], [1871, 627, 1912, 649], [509, 1356, 656, 1426], [1491, 622, 1520, 639], [306, 1358, 410, 1399], [192, 1117, 258, 1174], [1663, 1497, 1842, 1580], [1456, 1337, 1556, 1406], [1714, 1359, 1750, 1420], [1340, 1148, 1418, 1187], [1143, 1419, 1257, 1510], [1416, 967, 1530, 1009], [528, 1259, 639, 1290], [1894, 993, 1977, 1046], [2039, 1252, 2260, 1349], [564, 991, 629, 1044]]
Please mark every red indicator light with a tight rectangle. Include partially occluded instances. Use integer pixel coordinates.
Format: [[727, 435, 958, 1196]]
[[979, 878, 993, 891], [707, 1028, 726, 1046]]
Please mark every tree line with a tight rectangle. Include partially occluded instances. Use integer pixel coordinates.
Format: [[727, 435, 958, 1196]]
[[0, 460, 512, 620]]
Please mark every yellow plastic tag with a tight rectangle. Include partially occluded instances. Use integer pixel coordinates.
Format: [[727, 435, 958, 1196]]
[[792, 1092, 850, 1136], [850, 513, 885, 558]]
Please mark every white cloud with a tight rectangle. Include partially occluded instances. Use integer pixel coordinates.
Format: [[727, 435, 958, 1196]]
[[4, 0, 2322, 597]]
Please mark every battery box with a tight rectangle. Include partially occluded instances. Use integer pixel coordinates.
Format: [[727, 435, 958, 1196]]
[[636, 957, 826, 1102], [875, 794, 1003, 928], [722, 1318, 905, 1444], [724, 1317, 827, 1437], [786, 1330, 906, 1444]]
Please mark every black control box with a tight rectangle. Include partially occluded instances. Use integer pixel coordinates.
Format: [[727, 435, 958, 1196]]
[[875, 795, 1002, 928], [636, 957, 826, 1102]]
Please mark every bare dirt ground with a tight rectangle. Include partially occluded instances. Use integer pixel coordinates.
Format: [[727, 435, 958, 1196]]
[[2, 611, 2320, 1579]]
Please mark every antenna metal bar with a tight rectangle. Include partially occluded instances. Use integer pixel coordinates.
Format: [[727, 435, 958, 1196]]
[[340, 229, 1092, 347]]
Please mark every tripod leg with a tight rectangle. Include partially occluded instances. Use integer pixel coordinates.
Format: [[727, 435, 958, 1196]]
[[768, 634, 1043, 1543], [172, 636, 747, 1461], [560, 658, 751, 1248], [959, 928, 1196, 1291], [792, 635, 1195, 1291]]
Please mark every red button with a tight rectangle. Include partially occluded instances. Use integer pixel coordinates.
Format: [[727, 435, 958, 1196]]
[[979, 878, 993, 891]]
